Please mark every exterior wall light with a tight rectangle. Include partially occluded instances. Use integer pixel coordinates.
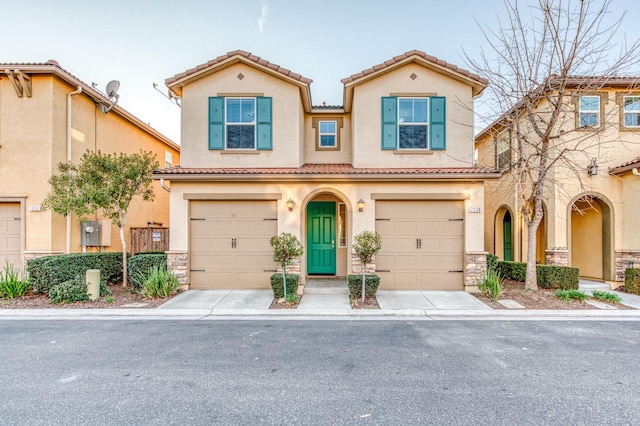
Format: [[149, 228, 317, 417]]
[[286, 199, 295, 211], [587, 158, 598, 176], [357, 199, 365, 212]]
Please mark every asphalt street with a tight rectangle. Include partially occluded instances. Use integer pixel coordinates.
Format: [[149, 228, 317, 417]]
[[1, 320, 639, 425]]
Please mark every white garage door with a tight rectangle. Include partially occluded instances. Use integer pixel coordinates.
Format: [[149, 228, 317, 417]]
[[0, 203, 21, 268], [375, 200, 464, 290], [189, 201, 277, 289]]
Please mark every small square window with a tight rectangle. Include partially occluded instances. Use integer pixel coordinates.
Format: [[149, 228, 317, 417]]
[[313, 118, 342, 151], [319, 120, 337, 148]]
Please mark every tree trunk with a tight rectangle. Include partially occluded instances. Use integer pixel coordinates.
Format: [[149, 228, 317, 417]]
[[120, 225, 128, 288], [524, 222, 539, 291], [362, 268, 366, 304], [282, 264, 287, 299]]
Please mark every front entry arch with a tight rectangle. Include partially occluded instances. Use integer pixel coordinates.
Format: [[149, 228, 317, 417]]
[[570, 195, 613, 281], [503, 210, 513, 261]]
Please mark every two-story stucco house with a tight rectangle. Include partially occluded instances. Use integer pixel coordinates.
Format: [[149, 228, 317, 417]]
[[0, 61, 180, 270], [475, 77, 640, 285], [155, 50, 500, 291]]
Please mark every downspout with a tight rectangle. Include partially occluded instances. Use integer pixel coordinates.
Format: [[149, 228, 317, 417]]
[[160, 178, 170, 192], [66, 86, 82, 254]]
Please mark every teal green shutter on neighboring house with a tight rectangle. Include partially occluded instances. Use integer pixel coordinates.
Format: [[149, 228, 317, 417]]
[[256, 97, 272, 150], [381, 97, 398, 150], [430, 96, 446, 150], [208, 97, 224, 150]]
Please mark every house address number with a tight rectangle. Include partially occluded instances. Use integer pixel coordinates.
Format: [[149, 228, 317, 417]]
[[468, 206, 482, 213]]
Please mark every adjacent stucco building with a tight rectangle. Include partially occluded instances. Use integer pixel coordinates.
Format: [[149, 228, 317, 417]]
[[155, 50, 500, 291], [475, 77, 640, 284], [0, 61, 180, 270]]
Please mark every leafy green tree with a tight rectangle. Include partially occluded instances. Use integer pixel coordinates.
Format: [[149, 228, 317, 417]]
[[42, 150, 159, 287], [269, 232, 304, 298], [353, 230, 382, 303]]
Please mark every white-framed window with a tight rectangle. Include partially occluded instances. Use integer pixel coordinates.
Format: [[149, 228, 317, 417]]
[[319, 121, 337, 148], [398, 98, 429, 149], [623, 96, 640, 128], [579, 96, 600, 128], [164, 151, 173, 168], [338, 203, 347, 247], [226, 98, 256, 149], [496, 129, 511, 172]]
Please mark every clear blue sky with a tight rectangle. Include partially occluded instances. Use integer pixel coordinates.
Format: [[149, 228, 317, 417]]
[[2, 0, 638, 144]]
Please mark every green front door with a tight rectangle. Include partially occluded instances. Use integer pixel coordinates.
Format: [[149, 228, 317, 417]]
[[307, 201, 336, 275], [503, 211, 513, 261]]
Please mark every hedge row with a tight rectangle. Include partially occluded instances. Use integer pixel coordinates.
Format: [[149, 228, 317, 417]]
[[27, 252, 126, 294], [495, 261, 579, 290], [625, 268, 640, 295]]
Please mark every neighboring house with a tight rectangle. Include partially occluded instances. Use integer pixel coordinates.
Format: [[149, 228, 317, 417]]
[[475, 77, 640, 283], [155, 50, 500, 291], [0, 61, 180, 270]]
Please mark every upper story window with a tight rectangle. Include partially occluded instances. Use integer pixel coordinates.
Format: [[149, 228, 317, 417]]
[[398, 98, 428, 149], [623, 96, 640, 128], [226, 98, 256, 149], [312, 117, 343, 151], [495, 129, 512, 172], [382, 96, 446, 151], [319, 121, 337, 148], [208, 96, 272, 151], [579, 96, 600, 128], [164, 151, 173, 168]]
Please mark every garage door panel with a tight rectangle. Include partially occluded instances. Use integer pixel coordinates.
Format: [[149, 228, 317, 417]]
[[376, 200, 463, 290], [189, 201, 277, 289]]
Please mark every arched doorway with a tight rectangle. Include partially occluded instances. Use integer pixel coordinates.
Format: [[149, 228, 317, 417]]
[[503, 210, 513, 261], [570, 195, 613, 281]]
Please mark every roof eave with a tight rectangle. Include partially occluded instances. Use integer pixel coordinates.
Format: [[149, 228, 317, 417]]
[[152, 172, 502, 182]]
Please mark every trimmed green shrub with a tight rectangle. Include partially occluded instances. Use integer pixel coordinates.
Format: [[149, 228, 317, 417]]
[[591, 290, 621, 304], [49, 276, 89, 304], [270, 274, 300, 298], [625, 268, 640, 295], [537, 264, 579, 290], [486, 253, 499, 273], [128, 253, 167, 291], [495, 261, 579, 290], [138, 266, 179, 298], [0, 263, 30, 299], [496, 261, 527, 282], [478, 268, 503, 301], [27, 252, 126, 294], [347, 274, 380, 299]]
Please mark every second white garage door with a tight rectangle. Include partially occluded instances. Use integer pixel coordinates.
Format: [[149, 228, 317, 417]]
[[189, 201, 277, 289], [0, 203, 21, 268], [375, 200, 464, 290]]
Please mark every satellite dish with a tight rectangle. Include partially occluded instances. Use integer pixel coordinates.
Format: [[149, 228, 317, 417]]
[[106, 80, 120, 98], [100, 80, 120, 114]]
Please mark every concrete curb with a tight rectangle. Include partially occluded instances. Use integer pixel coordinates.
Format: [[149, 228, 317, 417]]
[[2, 307, 640, 320]]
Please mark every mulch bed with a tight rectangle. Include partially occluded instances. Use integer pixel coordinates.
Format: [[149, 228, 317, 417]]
[[269, 297, 301, 309], [473, 279, 632, 310], [350, 297, 380, 309], [0, 283, 179, 309]]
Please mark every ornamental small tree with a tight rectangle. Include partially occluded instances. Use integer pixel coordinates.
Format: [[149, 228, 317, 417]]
[[269, 232, 304, 298], [353, 230, 382, 303]]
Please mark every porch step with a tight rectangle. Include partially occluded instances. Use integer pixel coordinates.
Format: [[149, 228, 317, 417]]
[[304, 277, 349, 295]]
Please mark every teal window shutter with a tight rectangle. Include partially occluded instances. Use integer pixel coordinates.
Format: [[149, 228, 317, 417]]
[[381, 97, 398, 150], [430, 96, 446, 150], [208, 97, 224, 150], [256, 97, 272, 150]]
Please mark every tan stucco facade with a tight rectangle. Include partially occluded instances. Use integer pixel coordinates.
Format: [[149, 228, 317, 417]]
[[159, 50, 498, 291], [0, 64, 179, 270], [476, 85, 640, 283]]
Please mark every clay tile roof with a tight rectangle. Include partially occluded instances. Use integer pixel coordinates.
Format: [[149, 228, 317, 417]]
[[154, 163, 499, 177], [340, 50, 488, 86], [165, 50, 313, 86], [609, 156, 640, 175]]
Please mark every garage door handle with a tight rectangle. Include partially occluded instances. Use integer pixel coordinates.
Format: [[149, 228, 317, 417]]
[[376, 269, 390, 272], [190, 269, 205, 272], [264, 269, 277, 272], [449, 270, 464, 273]]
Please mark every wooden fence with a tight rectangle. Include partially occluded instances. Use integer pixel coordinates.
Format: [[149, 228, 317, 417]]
[[130, 227, 169, 254]]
